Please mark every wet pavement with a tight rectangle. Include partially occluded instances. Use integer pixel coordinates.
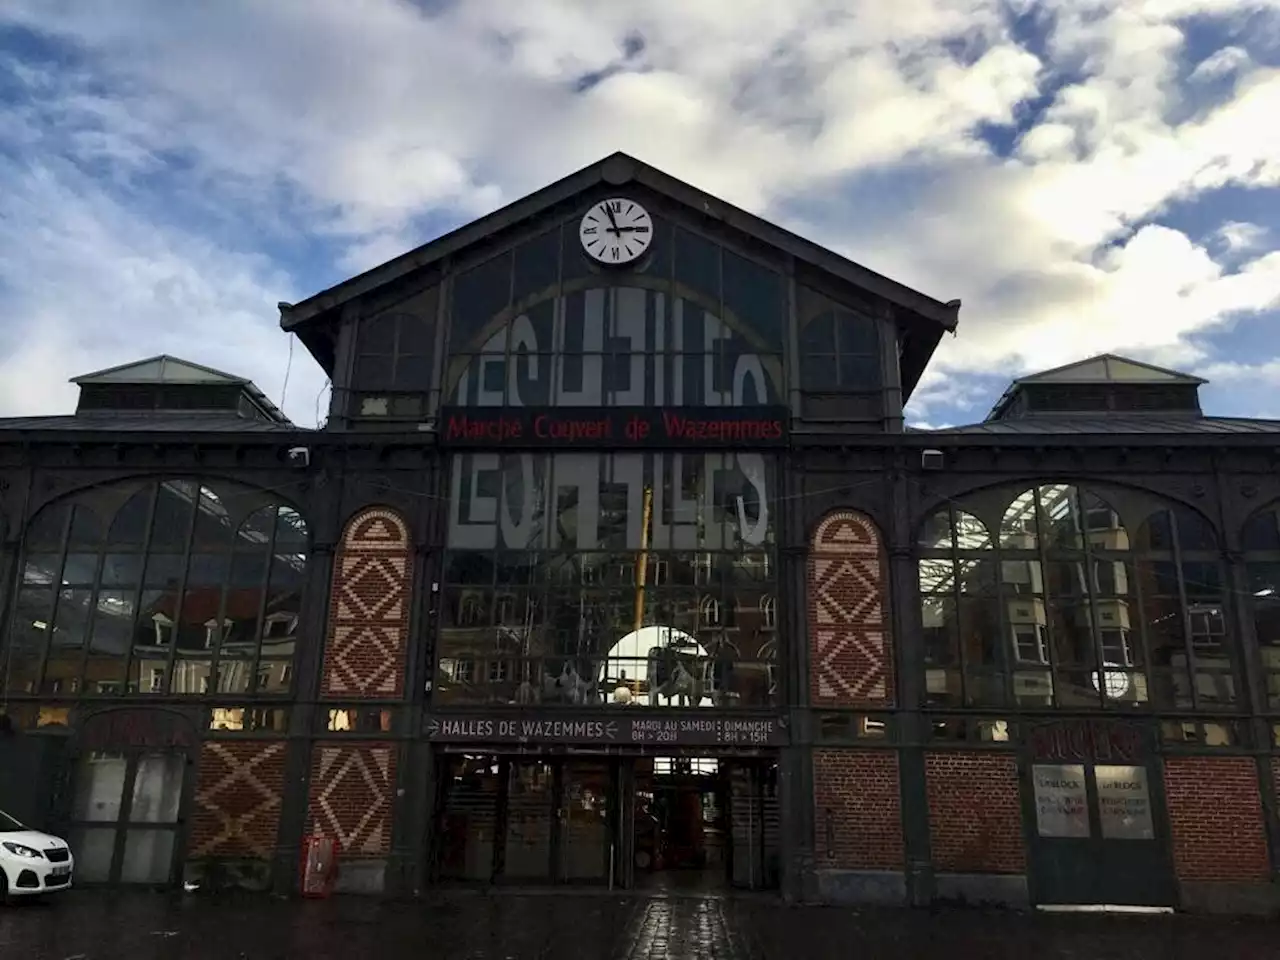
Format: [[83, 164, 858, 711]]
[[2, 891, 1279, 960]]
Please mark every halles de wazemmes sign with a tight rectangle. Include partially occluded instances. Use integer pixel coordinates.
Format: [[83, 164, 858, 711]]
[[425, 713, 787, 747]]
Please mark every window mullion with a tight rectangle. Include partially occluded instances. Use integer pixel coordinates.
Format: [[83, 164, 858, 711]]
[[1078, 491, 1104, 708], [165, 484, 202, 694], [1035, 491, 1062, 708], [122, 485, 160, 697], [33, 508, 74, 696], [249, 511, 277, 696], [1169, 511, 1201, 712]]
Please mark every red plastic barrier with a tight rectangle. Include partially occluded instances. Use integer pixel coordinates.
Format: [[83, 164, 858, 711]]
[[300, 834, 340, 898]]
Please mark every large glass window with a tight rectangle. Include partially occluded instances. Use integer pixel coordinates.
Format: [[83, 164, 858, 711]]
[[2, 480, 309, 699], [1244, 505, 1280, 710], [443, 220, 785, 411], [917, 485, 1234, 710], [438, 451, 778, 708], [350, 287, 439, 420], [796, 284, 883, 421]]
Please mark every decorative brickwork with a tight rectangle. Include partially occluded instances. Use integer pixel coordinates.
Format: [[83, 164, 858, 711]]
[[1165, 757, 1268, 882], [306, 742, 397, 857], [807, 511, 894, 706], [188, 741, 286, 859], [813, 749, 904, 869], [321, 508, 413, 698], [925, 752, 1024, 874]]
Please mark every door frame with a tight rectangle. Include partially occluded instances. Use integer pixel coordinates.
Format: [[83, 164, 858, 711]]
[[1021, 718, 1177, 907], [65, 706, 199, 888]]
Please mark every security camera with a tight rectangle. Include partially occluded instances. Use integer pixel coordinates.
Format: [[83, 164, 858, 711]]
[[287, 446, 311, 468], [921, 449, 945, 471]]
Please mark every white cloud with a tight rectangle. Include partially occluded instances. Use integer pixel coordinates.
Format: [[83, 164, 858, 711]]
[[0, 0, 1279, 424], [1190, 45, 1253, 81], [1214, 220, 1270, 251], [0, 157, 327, 424]]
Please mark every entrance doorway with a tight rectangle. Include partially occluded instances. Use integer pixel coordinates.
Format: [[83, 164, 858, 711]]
[[1025, 720, 1175, 907], [431, 751, 779, 891], [632, 756, 778, 892], [434, 755, 616, 885], [67, 749, 187, 885]]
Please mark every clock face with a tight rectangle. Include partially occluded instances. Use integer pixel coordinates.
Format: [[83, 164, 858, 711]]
[[579, 198, 653, 265]]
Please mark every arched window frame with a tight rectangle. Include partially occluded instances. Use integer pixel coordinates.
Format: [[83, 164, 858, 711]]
[[916, 484, 1235, 712], [1, 479, 310, 701]]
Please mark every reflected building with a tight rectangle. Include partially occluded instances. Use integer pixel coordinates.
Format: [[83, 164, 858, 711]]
[[0, 156, 1279, 913]]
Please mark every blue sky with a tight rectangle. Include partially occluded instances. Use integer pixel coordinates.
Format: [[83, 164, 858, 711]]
[[0, 0, 1278, 428]]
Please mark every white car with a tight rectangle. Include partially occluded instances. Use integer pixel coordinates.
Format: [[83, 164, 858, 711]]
[[0, 809, 74, 900]]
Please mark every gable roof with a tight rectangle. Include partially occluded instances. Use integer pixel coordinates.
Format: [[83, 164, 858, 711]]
[[279, 152, 961, 334], [73, 355, 250, 386], [71, 355, 290, 424], [1011, 354, 1207, 386]]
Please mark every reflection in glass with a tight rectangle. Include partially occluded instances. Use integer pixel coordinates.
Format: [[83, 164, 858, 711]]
[[918, 484, 1231, 711], [4, 482, 310, 699], [439, 452, 777, 708]]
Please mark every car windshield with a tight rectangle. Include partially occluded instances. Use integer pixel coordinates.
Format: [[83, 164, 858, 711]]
[[0, 810, 25, 832]]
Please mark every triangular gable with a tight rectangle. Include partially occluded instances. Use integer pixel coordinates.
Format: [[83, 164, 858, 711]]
[[72, 355, 249, 386], [1016, 354, 1206, 386], [280, 152, 960, 334]]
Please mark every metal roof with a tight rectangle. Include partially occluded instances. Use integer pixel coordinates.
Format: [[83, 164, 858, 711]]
[[280, 152, 961, 334], [70, 354, 291, 424], [0, 413, 307, 435], [919, 415, 1280, 436]]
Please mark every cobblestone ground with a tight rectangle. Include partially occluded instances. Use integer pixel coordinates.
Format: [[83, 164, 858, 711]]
[[2, 891, 1279, 960]]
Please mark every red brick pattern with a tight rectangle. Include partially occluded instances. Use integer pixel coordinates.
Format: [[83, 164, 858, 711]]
[[188, 741, 286, 859], [808, 511, 894, 706], [305, 742, 397, 857], [813, 749, 904, 869], [926, 752, 1025, 874], [321, 508, 413, 698], [1165, 757, 1269, 882]]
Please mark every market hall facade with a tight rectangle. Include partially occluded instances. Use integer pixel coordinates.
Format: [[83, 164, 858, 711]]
[[2, 153, 1280, 913]]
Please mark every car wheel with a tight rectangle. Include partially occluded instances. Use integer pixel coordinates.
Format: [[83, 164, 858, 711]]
[[0, 868, 9, 906]]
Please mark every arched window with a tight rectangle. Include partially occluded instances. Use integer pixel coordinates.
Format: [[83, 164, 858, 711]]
[[2, 479, 309, 699], [916, 485, 1231, 710], [1243, 505, 1280, 709]]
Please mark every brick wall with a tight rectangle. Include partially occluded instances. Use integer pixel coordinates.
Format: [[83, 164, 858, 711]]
[[813, 749, 904, 870], [1165, 756, 1268, 882], [321, 507, 413, 698], [305, 742, 397, 857], [188, 740, 286, 859], [808, 511, 894, 706], [925, 752, 1024, 874]]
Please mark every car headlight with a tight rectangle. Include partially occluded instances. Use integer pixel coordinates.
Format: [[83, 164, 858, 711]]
[[1, 842, 43, 859]]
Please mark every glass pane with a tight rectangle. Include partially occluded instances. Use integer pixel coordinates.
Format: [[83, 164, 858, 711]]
[[1000, 490, 1038, 548], [70, 827, 116, 883], [128, 752, 185, 824], [73, 752, 128, 822], [1032, 764, 1089, 838], [120, 830, 175, 884], [1095, 765, 1155, 840], [561, 762, 610, 880], [503, 761, 553, 879], [108, 489, 152, 544]]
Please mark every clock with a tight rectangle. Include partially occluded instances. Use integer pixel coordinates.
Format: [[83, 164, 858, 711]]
[[579, 198, 653, 265]]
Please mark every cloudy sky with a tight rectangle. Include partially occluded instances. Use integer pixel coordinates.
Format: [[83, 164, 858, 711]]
[[1, 0, 1278, 428]]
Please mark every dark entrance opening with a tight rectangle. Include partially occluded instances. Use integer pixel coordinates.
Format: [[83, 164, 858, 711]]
[[430, 750, 779, 891]]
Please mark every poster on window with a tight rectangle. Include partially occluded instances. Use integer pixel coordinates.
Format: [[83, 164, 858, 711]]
[[1095, 765, 1154, 840], [1033, 763, 1089, 838]]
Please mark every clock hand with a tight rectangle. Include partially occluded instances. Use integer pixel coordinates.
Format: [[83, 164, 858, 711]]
[[603, 205, 621, 236]]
